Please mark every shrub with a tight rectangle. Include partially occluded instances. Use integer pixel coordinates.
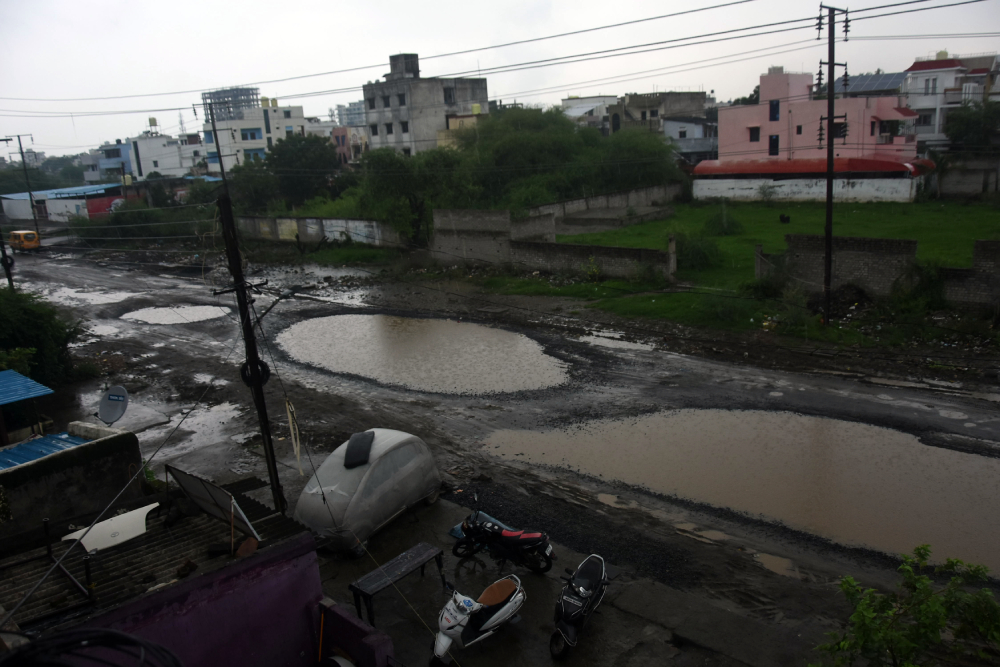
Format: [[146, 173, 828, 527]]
[[675, 233, 722, 270], [757, 182, 778, 205], [703, 204, 744, 236], [0, 290, 80, 386]]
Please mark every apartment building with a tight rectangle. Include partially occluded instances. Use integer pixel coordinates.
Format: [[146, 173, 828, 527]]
[[903, 51, 999, 150], [200, 87, 306, 173], [363, 54, 489, 155]]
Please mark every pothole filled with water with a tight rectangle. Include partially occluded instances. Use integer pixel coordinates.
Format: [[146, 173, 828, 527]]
[[484, 409, 1000, 570], [276, 314, 568, 394], [121, 305, 231, 324]]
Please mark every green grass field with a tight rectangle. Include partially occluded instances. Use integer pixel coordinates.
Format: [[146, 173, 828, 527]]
[[558, 200, 1000, 290]]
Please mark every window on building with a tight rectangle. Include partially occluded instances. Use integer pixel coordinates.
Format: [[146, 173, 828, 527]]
[[769, 100, 780, 121], [204, 131, 214, 144], [104, 148, 121, 158], [245, 148, 266, 161], [678, 130, 687, 138], [871, 120, 877, 136], [749, 127, 760, 142], [923, 77, 937, 95], [768, 135, 779, 156], [833, 122, 848, 139], [152, 160, 159, 168], [240, 128, 263, 141], [370, 124, 379, 136], [286, 126, 294, 138], [367, 98, 376, 110], [283, 109, 292, 118], [402, 147, 411, 156], [916, 113, 933, 126], [267, 137, 273, 147], [398, 94, 406, 106], [401, 121, 409, 133], [641, 111, 647, 120], [444, 88, 455, 104], [382, 95, 391, 108], [207, 151, 219, 164], [796, 125, 802, 135], [650, 109, 659, 118], [385, 123, 394, 135], [193, 150, 200, 157]]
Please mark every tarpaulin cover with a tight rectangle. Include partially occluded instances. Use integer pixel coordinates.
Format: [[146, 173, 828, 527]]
[[293, 428, 441, 549]]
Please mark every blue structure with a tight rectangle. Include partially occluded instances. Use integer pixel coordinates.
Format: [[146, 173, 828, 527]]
[[0, 432, 88, 470], [0, 370, 54, 447]]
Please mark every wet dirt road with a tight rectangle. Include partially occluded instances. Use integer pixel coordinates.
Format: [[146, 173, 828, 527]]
[[13, 252, 1000, 662]]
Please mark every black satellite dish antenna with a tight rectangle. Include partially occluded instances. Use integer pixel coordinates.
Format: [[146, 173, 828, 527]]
[[95, 385, 129, 426]]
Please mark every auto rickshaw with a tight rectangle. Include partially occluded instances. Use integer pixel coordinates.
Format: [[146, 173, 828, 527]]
[[8, 230, 40, 252]]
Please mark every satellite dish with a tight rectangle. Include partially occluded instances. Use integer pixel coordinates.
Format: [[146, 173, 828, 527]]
[[96, 386, 129, 425]]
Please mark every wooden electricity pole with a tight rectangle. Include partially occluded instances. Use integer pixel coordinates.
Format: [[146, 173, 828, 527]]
[[208, 102, 287, 514]]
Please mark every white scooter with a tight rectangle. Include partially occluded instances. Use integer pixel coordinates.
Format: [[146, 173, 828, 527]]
[[432, 575, 525, 663]]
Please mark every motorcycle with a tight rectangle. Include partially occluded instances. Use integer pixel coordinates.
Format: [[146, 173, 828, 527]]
[[452, 510, 554, 573], [550, 554, 609, 660], [433, 575, 525, 663]]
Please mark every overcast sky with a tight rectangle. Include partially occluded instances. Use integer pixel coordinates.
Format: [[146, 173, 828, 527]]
[[1, 0, 998, 158]]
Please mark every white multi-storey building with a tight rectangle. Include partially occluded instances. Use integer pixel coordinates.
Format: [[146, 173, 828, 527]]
[[200, 87, 306, 173], [903, 51, 999, 151]]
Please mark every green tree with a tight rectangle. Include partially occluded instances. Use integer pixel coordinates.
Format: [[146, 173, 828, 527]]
[[0, 290, 80, 386], [812, 545, 1000, 667], [265, 134, 341, 206], [733, 85, 760, 105], [944, 101, 1000, 151], [356, 148, 425, 244], [59, 164, 85, 184], [145, 171, 165, 180], [229, 160, 281, 214]]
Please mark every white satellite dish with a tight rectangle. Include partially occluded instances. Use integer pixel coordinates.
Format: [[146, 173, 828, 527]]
[[96, 385, 129, 425]]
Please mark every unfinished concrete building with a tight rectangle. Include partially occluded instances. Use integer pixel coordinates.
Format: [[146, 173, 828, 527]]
[[363, 54, 489, 156]]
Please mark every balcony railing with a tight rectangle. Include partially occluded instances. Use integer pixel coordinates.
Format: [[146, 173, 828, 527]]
[[876, 134, 917, 144]]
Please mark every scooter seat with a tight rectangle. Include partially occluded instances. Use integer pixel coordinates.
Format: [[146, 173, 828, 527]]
[[572, 557, 606, 591], [478, 579, 517, 606]]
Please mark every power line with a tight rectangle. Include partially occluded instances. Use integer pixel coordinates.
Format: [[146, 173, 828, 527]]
[[0, 1, 760, 104]]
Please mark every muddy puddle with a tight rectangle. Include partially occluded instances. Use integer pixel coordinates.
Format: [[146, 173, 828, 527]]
[[121, 305, 231, 324], [276, 314, 568, 394], [485, 410, 1000, 570]]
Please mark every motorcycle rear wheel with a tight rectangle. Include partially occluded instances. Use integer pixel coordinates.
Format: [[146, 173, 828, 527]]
[[549, 631, 571, 660], [524, 550, 553, 574], [452, 537, 481, 558]]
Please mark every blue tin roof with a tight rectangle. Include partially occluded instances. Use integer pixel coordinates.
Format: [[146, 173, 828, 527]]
[[0, 432, 89, 470], [0, 183, 122, 201], [0, 370, 54, 406]]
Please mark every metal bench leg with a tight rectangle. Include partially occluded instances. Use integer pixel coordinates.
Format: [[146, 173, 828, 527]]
[[436, 552, 446, 589], [352, 590, 363, 619], [365, 596, 376, 627]]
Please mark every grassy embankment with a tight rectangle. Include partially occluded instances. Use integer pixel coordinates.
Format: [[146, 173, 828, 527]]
[[482, 200, 1000, 344]]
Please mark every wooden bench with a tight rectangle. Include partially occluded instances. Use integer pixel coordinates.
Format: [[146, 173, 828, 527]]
[[348, 542, 445, 627]]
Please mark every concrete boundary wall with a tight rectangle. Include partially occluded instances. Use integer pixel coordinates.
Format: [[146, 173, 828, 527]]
[[694, 177, 916, 202], [757, 235, 1000, 306], [430, 208, 673, 278], [237, 216, 402, 247], [527, 184, 680, 220]]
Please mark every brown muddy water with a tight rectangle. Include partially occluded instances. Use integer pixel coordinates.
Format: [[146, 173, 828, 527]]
[[276, 314, 568, 394], [485, 410, 1000, 571]]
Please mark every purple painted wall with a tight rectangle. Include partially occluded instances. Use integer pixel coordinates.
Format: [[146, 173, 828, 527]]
[[82, 534, 323, 667]]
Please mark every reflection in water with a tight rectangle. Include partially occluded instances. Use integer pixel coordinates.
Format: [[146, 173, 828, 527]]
[[484, 410, 1000, 570], [276, 314, 568, 395]]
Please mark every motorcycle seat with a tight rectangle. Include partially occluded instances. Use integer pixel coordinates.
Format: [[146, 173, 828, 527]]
[[500, 529, 545, 544]]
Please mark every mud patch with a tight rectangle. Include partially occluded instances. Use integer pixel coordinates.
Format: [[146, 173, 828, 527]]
[[484, 409, 1000, 570], [276, 314, 569, 394]]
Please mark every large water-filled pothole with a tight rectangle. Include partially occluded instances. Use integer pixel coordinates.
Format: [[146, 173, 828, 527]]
[[121, 305, 231, 324], [484, 409, 1000, 570], [276, 314, 568, 394]]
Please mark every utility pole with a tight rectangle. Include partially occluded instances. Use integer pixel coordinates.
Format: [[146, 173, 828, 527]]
[[209, 102, 287, 513], [0, 236, 14, 290], [818, 5, 849, 325], [5, 135, 40, 238]]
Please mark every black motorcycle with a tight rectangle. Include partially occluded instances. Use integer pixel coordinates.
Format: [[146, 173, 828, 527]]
[[550, 554, 609, 659], [452, 510, 554, 573]]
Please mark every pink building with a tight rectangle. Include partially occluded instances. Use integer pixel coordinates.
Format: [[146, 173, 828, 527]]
[[717, 66, 918, 164]]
